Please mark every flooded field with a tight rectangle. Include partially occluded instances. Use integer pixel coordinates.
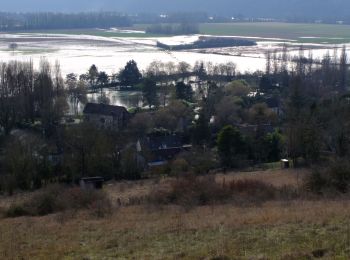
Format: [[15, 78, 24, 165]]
[[1, 30, 349, 76], [1, 29, 350, 110]]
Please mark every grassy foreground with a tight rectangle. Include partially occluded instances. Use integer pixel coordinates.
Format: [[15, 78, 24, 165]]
[[1, 169, 350, 259], [1, 201, 350, 259]]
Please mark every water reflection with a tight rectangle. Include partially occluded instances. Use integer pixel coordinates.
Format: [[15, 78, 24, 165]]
[[88, 90, 143, 109]]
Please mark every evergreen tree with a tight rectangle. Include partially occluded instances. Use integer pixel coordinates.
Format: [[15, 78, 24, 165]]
[[142, 78, 159, 108], [119, 60, 142, 86], [175, 82, 193, 102], [217, 125, 246, 168]]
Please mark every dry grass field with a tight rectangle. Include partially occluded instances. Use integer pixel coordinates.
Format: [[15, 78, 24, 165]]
[[1, 168, 350, 259], [216, 168, 309, 188]]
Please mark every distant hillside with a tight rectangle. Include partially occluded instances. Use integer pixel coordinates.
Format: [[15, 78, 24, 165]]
[[2, 0, 350, 21]]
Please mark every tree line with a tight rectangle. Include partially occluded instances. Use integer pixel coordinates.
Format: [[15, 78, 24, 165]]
[[146, 23, 199, 35], [0, 12, 131, 31], [0, 60, 67, 136]]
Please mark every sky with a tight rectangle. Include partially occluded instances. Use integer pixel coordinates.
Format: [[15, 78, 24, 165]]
[[1, 0, 349, 19]]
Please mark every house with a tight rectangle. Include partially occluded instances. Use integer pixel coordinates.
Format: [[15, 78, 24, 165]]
[[83, 103, 130, 130], [137, 132, 191, 167], [265, 96, 282, 116]]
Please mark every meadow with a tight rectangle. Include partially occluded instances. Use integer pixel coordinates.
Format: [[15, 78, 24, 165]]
[[1, 169, 350, 259]]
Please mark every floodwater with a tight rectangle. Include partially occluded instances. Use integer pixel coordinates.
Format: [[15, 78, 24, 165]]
[[1, 31, 349, 76], [88, 90, 143, 108], [0, 32, 268, 75], [0, 30, 349, 109]]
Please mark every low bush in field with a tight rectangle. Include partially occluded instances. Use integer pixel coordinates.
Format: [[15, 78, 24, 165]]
[[306, 159, 350, 194], [5, 185, 112, 218], [149, 175, 293, 207], [5, 204, 29, 218]]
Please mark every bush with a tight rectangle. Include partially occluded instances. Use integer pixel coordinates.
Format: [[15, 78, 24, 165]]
[[35, 193, 59, 216], [306, 159, 350, 194], [149, 175, 282, 207], [175, 148, 219, 175], [170, 158, 190, 176], [5, 204, 29, 218], [5, 185, 112, 218], [228, 179, 276, 203]]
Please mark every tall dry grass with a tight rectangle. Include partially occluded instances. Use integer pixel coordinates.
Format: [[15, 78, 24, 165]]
[[1, 200, 350, 259], [1, 168, 349, 259]]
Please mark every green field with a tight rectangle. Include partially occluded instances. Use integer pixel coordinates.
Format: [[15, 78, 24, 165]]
[[199, 22, 350, 44], [12, 22, 350, 44]]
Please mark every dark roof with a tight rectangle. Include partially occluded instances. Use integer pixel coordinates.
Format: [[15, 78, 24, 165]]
[[83, 103, 129, 116], [265, 97, 280, 108], [146, 134, 183, 151], [139, 133, 192, 163], [80, 177, 104, 182]]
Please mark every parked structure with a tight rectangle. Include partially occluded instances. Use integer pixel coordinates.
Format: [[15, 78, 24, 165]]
[[79, 177, 104, 190]]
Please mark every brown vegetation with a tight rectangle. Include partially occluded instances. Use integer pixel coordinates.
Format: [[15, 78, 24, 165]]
[[1, 199, 350, 259], [216, 168, 309, 188], [5, 185, 111, 218], [149, 175, 285, 207], [1, 168, 350, 259]]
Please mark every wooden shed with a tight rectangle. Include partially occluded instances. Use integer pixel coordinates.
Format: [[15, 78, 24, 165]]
[[79, 177, 104, 190]]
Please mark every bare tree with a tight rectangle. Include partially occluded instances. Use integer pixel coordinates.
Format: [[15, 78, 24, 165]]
[[265, 50, 272, 75], [8, 43, 18, 54], [339, 45, 348, 92]]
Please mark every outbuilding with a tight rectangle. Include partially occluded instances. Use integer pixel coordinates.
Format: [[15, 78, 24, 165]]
[[79, 177, 104, 190]]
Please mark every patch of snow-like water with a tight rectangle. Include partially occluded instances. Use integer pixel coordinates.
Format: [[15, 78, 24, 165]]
[[106, 28, 146, 34], [156, 35, 200, 46], [0, 33, 350, 76]]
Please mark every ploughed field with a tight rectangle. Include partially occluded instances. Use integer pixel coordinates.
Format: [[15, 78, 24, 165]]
[[1, 168, 350, 259]]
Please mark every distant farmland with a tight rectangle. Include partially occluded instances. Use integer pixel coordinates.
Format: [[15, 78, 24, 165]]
[[198, 22, 350, 44], [6, 22, 350, 44]]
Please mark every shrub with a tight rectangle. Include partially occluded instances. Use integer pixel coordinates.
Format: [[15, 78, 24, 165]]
[[35, 193, 58, 216], [170, 158, 190, 176], [167, 175, 231, 206], [5, 185, 112, 218], [306, 159, 350, 194], [305, 168, 328, 194], [5, 204, 29, 218], [60, 187, 106, 209], [175, 148, 219, 175], [228, 179, 276, 203], [149, 175, 282, 207]]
